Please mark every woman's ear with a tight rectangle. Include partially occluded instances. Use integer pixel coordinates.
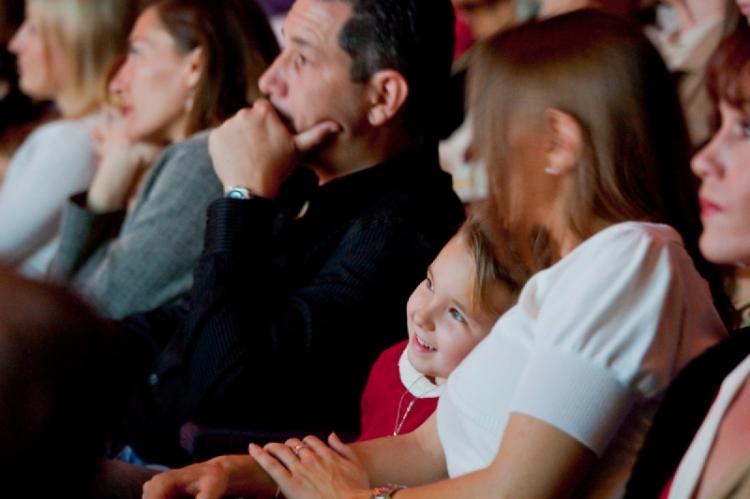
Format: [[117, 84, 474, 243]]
[[544, 108, 583, 176], [366, 69, 409, 127], [184, 46, 204, 89]]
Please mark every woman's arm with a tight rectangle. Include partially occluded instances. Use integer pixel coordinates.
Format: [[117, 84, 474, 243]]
[[388, 413, 595, 499], [143, 414, 446, 499], [351, 413, 447, 487], [253, 413, 594, 499]]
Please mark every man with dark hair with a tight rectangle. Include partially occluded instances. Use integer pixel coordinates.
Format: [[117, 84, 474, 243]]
[[117, 0, 464, 467]]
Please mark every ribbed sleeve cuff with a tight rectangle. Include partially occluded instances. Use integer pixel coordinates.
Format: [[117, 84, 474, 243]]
[[509, 347, 637, 455], [68, 191, 127, 228], [205, 197, 277, 253]]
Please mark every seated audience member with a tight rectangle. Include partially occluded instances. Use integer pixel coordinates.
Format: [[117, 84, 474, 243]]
[[0, 0, 136, 276], [0, 0, 50, 184], [0, 268, 123, 498], [142, 10, 732, 499], [441, 0, 521, 203], [538, 0, 637, 17], [644, 0, 738, 147], [48, 0, 279, 319], [110, 0, 464, 466], [625, 25, 750, 499], [359, 217, 525, 441]]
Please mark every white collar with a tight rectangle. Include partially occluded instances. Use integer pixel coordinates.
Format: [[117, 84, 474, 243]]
[[398, 347, 443, 398]]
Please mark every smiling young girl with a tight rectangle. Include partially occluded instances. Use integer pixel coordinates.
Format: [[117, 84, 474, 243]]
[[359, 218, 524, 441]]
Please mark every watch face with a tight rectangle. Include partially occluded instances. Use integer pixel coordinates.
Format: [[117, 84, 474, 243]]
[[226, 187, 251, 200]]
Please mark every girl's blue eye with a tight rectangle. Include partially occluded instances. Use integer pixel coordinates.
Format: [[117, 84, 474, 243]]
[[741, 120, 750, 138], [425, 277, 433, 291], [450, 308, 466, 324]]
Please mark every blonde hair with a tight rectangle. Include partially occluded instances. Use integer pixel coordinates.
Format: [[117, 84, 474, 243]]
[[27, 0, 136, 118]]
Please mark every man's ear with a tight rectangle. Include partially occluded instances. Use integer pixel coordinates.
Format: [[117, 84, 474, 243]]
[[366, 69, 409, 127], [544, 108, 583, 176], [183, 46, 204, 89]]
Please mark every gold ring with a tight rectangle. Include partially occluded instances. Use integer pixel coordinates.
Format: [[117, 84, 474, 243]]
[[293, 444, 308, 456]]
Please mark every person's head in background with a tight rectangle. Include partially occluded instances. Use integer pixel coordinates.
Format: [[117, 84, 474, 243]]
[[692, 25, 750, 265], [110, 0, 279, 145], [0, 268, 123, 498], [8, 0, 136, 119], [453, 0, 518, 40], [538, 0, 636, 18], [406, 216, 527, 383], [469, 9, 735, 326], [258, 0, 455, 171]]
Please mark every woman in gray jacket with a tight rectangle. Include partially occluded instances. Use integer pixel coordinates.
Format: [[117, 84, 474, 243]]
[[49, 0, 279, 318]]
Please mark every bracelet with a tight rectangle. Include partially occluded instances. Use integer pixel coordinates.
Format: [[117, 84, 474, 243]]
[[370, 484, 406, 498]]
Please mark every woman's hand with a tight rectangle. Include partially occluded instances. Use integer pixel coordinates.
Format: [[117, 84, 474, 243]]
[[87, 110, 162, 213], [249, 433, 371, 499]]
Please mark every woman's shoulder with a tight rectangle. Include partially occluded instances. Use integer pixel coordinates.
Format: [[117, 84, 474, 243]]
[[27, 115, 97, 144], [559, 221, 684, 270], [160, 130, 211, 165], [584, 221, 682, 250]]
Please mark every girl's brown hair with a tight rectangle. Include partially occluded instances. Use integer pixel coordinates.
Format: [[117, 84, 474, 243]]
[[470, 9, 735, 327], [462, 215, 529, 315], [146, 0, 280, 135]]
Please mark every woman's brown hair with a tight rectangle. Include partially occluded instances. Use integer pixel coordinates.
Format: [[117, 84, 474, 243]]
[[145, 0, 280, 135], [707, 23, 750, 116], [470, 9, 736, 327]]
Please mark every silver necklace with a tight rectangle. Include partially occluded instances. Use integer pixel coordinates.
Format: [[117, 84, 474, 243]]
[[392, 376, 440, 436]]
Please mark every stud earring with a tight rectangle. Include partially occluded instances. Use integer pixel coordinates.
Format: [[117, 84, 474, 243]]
[[544, 166, 559, 175]]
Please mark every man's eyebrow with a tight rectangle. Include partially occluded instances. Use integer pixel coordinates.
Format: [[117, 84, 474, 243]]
[[288, 34, 321, 53]]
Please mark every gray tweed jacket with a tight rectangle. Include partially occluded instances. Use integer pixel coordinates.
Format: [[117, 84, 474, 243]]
[[49, 132, 222, 319]]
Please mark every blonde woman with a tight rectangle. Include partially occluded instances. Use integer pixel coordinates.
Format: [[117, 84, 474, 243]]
[[0, 0, 136, 276]]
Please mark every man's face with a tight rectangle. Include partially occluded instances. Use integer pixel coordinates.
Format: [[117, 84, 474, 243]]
[[258, 0, 369, 142]]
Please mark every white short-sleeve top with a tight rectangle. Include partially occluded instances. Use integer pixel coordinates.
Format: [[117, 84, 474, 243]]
[[438, 222, 727, 498]]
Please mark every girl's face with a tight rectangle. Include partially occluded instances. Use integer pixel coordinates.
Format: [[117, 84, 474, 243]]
[[8, 9, 66, 101], [405, 235, 508, 382], [692, 100, 750, 265], [110, 6, 199, 144]]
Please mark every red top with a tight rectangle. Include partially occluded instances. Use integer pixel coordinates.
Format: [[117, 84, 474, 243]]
[[358, 340, 440, 441]]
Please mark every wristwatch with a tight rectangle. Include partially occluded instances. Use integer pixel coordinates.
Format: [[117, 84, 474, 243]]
[[224, 185, 254, 200], [370, 484, 406, 498]]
